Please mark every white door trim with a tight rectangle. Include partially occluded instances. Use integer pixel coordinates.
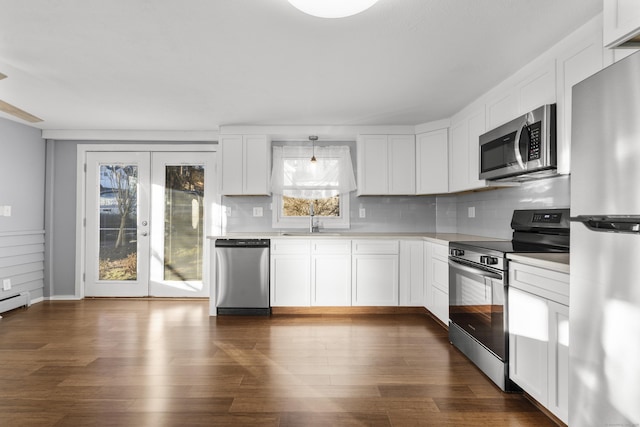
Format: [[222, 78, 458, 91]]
[[75, 144, 220, 300]]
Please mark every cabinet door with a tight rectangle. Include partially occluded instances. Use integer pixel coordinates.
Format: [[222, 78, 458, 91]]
[[466, 108, 487, 190], [423, 242, 432, 310], [357, 135, 389, 195], [516, 59, 556, 115], [388, 135, 416, 195], [556, 30, 604, 174], [604, 0, 640, 48], [486, 90, 517, 130], [427, 243, 449, 324], [352, 254, 399, 306], [548, 300, 569, 424], [270, 255, 310, 306], [399, 241, 424, 306], [220, 134, 270, 195], [220, 135, 244, 195], [449, 119, 469, 193], [509, 287, 549, 405], [311, 254, 351, 306], [416, 129, 448, 194], [430, 286, 449, 326], [449, 106, 487, 193], [311, 239, 351, 306], [243, 135, 271, 195]]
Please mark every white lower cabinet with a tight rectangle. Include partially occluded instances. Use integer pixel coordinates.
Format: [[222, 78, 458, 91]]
[[270, 239, 311, 306], [508, 261, 569, 424], [425, 242, 449, 325], [352, 240, 399, 306], [399, 240, 425, 306], [311, 240, 351, 306], [270, 238, 442, 309]]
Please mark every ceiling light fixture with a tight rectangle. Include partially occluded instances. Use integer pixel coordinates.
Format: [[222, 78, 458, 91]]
[[309, 135, 318, 163], [288, 0, 379, 18]]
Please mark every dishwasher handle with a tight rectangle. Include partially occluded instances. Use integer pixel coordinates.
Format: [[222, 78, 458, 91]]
[[215, 238, 270, 248]]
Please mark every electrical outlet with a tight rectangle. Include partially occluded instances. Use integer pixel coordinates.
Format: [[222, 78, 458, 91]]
[[468, 206, 476, 218], [1, 205, 11, 217], [253, 207, 263, 217], [2, 279, 11, 291], [359, 208, 366, 218]]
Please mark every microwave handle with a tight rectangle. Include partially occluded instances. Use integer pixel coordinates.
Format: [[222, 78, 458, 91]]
[[513, 113, 533, 170]]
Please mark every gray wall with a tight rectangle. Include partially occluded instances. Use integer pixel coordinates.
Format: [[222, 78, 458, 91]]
[[45, 140, 79, 297], [436, 175, 571, 239], [0, 117, 46, 303]]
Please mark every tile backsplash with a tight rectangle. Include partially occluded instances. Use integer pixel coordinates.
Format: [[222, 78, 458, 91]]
[[437, 174, 570, 239], [222, 174, 569, 238], [222, 194, 438, 233]]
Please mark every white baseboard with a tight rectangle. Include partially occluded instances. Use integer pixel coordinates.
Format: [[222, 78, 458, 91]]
[[45, 295, 82, 301]]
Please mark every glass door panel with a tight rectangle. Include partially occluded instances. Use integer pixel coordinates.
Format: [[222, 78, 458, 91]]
[[164, 165, 204, 281], [85, 152, 150, 296], [149, 152, 215, 297]]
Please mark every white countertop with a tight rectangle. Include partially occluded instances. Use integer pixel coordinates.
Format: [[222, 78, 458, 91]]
[[507, 253, 570, 274], [208, 232, 505, 246]]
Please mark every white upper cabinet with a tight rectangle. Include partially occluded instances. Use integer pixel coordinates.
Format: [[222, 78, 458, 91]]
[[357, 135, 415, 195], [486, 59, 557, 131], [449, 105, 488, 193], [603, 0, 640, 48], [516, 59, 557, 115], [555, 26, 605, 174], [416, 129, 448, 194], [220, 134, 271, 195]]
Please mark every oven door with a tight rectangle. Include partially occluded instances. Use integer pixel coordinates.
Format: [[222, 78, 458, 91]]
[[448, 257, 506, 360]]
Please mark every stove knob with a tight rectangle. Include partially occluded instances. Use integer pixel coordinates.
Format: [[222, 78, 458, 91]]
[[450, 249, 465, 257], [480, 256, 498, 265]]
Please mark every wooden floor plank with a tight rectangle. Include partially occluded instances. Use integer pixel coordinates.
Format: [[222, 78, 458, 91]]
[[0, 300, 559, 426]]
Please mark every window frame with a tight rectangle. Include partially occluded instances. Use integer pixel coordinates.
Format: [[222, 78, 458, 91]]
[[271, 149, 351, 230]]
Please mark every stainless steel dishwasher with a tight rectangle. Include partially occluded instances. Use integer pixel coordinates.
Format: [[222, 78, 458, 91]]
[[215, 239, 270, 315]]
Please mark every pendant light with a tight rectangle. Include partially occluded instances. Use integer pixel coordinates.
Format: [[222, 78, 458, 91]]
[[309, 135, 318, 163], [288, 0, 379, 19]]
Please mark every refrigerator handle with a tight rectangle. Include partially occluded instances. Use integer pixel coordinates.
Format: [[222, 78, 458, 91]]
[[571, 215, 640, 234]]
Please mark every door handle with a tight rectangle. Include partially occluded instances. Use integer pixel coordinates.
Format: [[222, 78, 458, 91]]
[[141, 231, 148, 237]]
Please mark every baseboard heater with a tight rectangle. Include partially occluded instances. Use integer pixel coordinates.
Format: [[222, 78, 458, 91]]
[[0, 291, 31, 317]]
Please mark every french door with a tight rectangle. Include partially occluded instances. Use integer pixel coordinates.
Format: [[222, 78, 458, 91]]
[[84, 151, 215, 297]]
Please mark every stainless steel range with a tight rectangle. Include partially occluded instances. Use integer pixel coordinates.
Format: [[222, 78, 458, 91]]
[[448, 209, 570, 391]]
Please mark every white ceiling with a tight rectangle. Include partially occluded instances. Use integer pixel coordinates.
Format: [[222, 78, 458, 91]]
[[0, 0, 602, 131]]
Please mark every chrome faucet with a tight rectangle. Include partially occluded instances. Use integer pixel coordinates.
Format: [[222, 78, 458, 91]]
[[309, 202, 319, 233]]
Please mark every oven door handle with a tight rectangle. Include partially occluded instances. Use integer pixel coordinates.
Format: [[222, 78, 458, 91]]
[[448, 259, 503, 280]]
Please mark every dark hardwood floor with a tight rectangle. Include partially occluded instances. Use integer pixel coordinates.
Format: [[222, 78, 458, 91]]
[[0, 300, 557, 426]]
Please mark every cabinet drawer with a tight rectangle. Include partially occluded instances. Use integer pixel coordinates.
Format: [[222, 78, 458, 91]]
[[312, 240, 351, 255], [352, 240, 399, 254], [509, 262, 569, 306], [270, 239, 311, 255], [431, 243, 449, 260]]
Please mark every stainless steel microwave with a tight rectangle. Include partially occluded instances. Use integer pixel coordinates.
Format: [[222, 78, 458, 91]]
[[479, 104, 557, 181]]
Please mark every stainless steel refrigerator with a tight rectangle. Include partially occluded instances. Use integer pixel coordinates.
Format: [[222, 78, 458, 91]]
[[570, 50, 640, 426]]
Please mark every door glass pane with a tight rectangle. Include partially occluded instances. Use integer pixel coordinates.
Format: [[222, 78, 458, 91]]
[[99, 164, 138, 280], [164, 166, 204, 281]]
